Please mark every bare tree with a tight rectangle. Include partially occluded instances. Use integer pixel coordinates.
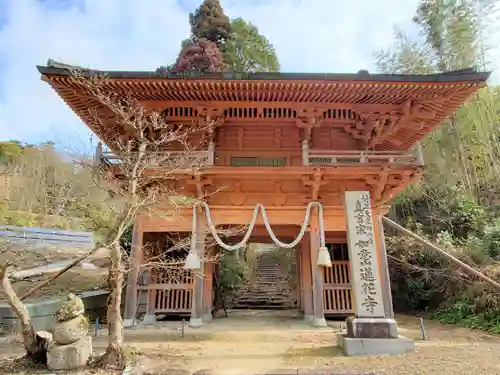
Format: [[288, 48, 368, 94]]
[[67, 69, 230, 369], [0, 68, 241, 371], [0, 240, 52, 363]]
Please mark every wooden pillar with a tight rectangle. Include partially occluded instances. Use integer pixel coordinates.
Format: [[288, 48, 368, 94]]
[[310, 212, 327, 327], [189, 212, 206, 327], [374, 213, 395, 319], [202, 244, 215, 321], [123, 219, 144, 326], [301, 235, 313, 321], [295, 246, 302, 311], [147, 268, 156, 316]]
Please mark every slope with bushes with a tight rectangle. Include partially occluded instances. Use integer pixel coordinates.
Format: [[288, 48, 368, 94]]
[[377, 0, 500, 333]]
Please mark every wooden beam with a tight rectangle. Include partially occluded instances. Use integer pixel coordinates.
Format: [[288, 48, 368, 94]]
[[301, 234, 314, 320], [141, 206, 348, 232], [140, 100, 402, 113], [382, 216, 500, 291]]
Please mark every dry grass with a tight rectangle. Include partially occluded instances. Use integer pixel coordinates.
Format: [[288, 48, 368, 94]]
[[0, 269, 108, 302], [0, 245, 109, 302]]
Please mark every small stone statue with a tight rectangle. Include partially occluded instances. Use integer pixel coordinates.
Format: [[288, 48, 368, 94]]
[[47, 293, 93, 371]]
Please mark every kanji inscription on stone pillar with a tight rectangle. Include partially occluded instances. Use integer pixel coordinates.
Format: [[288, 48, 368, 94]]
[[344, 191, 385, 318]]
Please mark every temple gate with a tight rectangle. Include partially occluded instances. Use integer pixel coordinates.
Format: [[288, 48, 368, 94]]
[[38, 61, 489, 355]]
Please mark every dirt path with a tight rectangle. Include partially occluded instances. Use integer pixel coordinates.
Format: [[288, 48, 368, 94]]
[[1, 311, 500, 374], [119, 312, 500, 374]]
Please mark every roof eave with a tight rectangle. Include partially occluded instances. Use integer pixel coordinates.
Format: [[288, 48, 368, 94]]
[[36, 65, 492, 84]]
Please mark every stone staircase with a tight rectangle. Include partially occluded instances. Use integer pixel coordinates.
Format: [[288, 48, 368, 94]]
[[233, 248, 296, 309]]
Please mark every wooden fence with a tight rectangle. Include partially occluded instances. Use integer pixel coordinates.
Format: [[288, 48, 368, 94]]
[[0, 225, 94, 249]]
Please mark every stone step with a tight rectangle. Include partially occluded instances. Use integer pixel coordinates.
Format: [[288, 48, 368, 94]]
[[236, 295, 292, 300], [234, 297, 288, 302], [233, 251, 293, 310]]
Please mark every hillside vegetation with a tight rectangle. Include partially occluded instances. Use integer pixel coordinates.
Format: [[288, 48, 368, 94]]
[[377, 0, 500, 333]]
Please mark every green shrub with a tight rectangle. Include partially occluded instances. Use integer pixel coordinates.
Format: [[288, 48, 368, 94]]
[[433, 296, 500, 334], [218, 250, 249, 294]]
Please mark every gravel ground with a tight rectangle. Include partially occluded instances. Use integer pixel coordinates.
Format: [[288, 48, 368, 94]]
[[0, 311, 499, 374]]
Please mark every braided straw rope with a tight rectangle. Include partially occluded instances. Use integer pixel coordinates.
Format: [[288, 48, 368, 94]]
[[184, 202, 332, 269]]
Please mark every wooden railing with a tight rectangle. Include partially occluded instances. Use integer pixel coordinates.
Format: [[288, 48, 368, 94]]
[[94, 141, 424, 170], [304, 142, 424, 167], [94, 142, 215, 168], [138, 268, 194, 314], [322, 260, 353, 315]]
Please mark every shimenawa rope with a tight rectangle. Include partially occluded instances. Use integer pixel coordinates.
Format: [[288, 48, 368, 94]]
[[184, 202, 332, 269]]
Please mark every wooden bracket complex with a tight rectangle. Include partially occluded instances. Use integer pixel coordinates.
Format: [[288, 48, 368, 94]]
[[296, 108, 324, 143], [196, 106, 226, 130], [375, 170, 422, 206], [365, 167, 391, 203], [301, 168, 328, 201], [344, 100, 435, 148], [187, 174, 213, 199]]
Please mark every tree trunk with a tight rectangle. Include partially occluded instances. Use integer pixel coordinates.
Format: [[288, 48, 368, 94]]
[[100, 242, 125, 369], [0, 266, 47, 363]]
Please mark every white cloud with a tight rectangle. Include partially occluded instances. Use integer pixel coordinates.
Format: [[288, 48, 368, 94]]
[[0, 0, 495, 153]]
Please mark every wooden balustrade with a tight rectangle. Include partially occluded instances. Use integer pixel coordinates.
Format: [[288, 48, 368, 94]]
[[307, 146, 423, 167], [95, 141, 423, 170], [322, 260, 353, 315], [99, 149, 215, 168], [138, 268, 194, 314]]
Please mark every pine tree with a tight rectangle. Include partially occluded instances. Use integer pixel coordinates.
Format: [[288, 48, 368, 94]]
[[189, 0, 231, 45]]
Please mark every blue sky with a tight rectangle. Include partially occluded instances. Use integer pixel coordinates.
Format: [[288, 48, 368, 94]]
[[0, 0, 498, 155]]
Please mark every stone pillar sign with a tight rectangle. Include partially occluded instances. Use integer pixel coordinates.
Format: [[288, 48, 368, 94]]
[[344, 191, 385, 318], [337, 191, 415, 356]]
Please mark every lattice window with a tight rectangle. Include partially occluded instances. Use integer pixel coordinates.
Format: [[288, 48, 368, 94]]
[[322, 108, 358, 120], [163, 107, 199, 117], [224, 107, 297, 119], [308, 157, 361, 165], [229, 157, 287, 167]]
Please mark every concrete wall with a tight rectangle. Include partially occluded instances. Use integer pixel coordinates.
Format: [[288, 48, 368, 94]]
[[0, 290, 109, 335], [0, 225, 94, 249]]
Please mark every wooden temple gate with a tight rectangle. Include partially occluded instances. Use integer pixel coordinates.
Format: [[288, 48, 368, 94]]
[[37, 61, 490, 325], [139, 229, 354, 317]]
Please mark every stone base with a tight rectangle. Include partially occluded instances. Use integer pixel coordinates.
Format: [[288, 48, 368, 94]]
[[47, 335, 92, 370], [346, 316, 398, 338], [203, 313, 213, 322], [312, 317, 328, 327], [336, 333, 414, 356], [188, 317, 203, 328], [142, 313, 157, 324], [123, 318, 136, 328]]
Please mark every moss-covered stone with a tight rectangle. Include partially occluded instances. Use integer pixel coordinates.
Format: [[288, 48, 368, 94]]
[[54, 293, 85, 322]]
